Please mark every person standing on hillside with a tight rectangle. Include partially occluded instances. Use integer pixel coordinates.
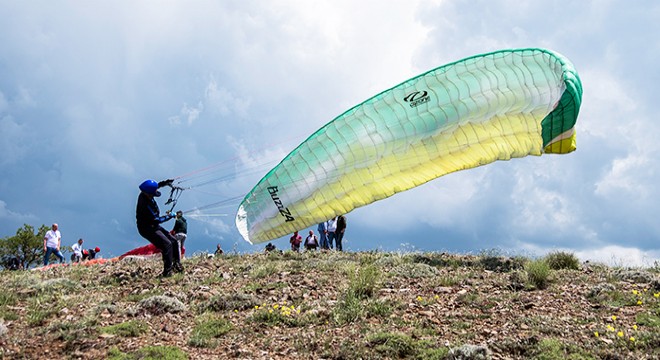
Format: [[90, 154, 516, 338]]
[[214, 243, 224, 256], [326, 217, 338, 250], [290, 231, 302, 252], [317, 221, 329, 250], [336, 215, 347, 251], [136, 179, 183, 278], [304, 230, 319, 251], [43, 223, 65, 265], [172, 210, 188, 259]]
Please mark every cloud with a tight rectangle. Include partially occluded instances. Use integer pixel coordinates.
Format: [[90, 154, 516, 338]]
[[0, 91, 7, 112], [0, 0, 658, 262], [0, 115, 29, 166], [0, 200, 36, 222], [169, 101, 204, 126], [574, 246, 660, 268], [204, 79, 250, 118], [517, 242, 660, 268]]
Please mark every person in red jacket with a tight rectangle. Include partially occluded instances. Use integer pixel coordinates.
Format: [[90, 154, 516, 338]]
[[289, 231, 302, 252], [82, 246, 101, 261]]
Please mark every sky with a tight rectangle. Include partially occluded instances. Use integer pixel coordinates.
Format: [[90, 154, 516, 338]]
[[1, 0, 659, 267]]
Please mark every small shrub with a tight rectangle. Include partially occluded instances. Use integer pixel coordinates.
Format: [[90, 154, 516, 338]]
[[435, 274, 463, 287], [365, 299, 395, 318], [0, 292, 16, 307], [139, 296, 186, 315], [332, 292, 363, 325], [200, 293, 260, 313], [447, 344, 490, 360], [636, 312, 660, 328], [26, 294, 62, 326], [525, 259, 551, 290], [532, 338, 595, 360], [188, 316, 232, 348], [101, 320, 148, 337], [33, 278, 79, 293], [347, 264, 380, 299], [480, 256, 525, 272], [392, 263, 440, 278], [367, 332, 416, 358], [250, 262, 279, 278], [249, 302, 304, 327], [508, 270, 529, 291], [544, 251, 580, 270], [135, 345, 188, 360]]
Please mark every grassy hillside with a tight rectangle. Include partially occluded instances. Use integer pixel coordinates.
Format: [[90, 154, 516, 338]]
[[0, 250, 659, 359]]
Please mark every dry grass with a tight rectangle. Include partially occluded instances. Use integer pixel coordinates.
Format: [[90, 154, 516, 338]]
[[0, 250, 659, 359]]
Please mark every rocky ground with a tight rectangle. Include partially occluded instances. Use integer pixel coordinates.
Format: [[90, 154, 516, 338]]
[[0, 250, 659, 359]]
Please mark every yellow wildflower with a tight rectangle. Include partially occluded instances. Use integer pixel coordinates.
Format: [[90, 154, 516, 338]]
[[630, 336, 636, 342], [273, 304, 279, 309], [594, 332, 599, 337], [633, 324, 638, 330], [654, 293, 660, 298], [617, 331, 624, 338], [269, 309, 273, 313], [632, 289, 638, 295], [637, 300, 643, 305], [607, 325, 615, 332], [417, 296, 423, 301], [611, 315, 617, 321]]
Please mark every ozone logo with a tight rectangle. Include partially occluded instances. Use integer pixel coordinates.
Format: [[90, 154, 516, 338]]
[[404, 90, 431, 108]]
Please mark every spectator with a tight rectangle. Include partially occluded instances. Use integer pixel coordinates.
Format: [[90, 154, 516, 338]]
[[82, 246, 100, 261], [304, 230, 319, 251], [265, 243, 277, 252], [4, 256, 21, 270], [290, 231, 302, 252], [326, 217, 338, 250], [336, 215, 347, 251], [214, 243, 224, 256], [317, 222, 329, 249], [71, 238, 84, 263], [172, 210, 188, 259], [43, 223, 65, 266]]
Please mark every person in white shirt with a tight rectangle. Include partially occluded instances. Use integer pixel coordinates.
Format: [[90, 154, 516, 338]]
[[304, 230, 319, 251], [71, 238, 84, 263], [326, 217, 338, 250], [43, 223, 65, 265]]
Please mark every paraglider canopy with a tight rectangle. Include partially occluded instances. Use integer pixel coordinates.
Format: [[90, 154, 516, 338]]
[[236, 48, 583, 244]]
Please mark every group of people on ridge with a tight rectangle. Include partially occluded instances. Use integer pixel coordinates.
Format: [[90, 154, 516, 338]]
[[71, 238, 101, 263], [289, 215, 347, 252], [43, 223, 101, 266]]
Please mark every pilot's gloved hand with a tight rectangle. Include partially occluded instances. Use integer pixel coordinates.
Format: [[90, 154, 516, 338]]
[[158, 179, 174, 187]]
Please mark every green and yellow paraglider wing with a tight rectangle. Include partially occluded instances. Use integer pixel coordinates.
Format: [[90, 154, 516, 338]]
[[236, 48, 583, 243]]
